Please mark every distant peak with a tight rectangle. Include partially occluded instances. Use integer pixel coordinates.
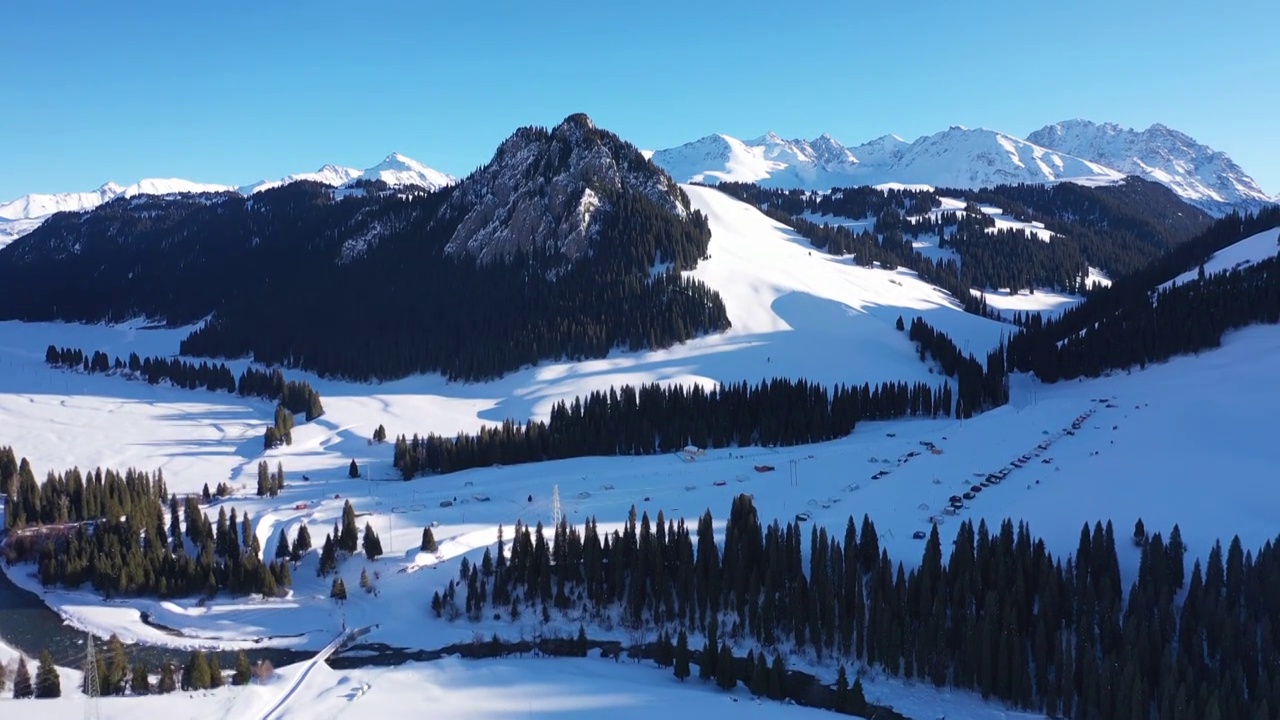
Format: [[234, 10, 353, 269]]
[[98, 182, 124, 194]]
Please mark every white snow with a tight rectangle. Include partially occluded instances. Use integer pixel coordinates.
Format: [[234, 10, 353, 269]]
[[1159, 226, 1280, 291], [0, 155, 455, 249], [1, 185, 1277, 718], [652, 126, 1125, 192], [1028, 119, 1275, 214]]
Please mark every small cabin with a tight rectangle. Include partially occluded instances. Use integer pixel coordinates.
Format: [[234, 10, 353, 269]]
[[912, 530, 927, 540], [439, 499, 453, 508], [754, 465, 775, 473]]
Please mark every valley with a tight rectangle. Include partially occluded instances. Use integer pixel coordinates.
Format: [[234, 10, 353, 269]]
[[0, 179, 1277, 719]]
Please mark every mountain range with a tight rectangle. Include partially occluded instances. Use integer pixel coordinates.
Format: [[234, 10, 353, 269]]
[[650, 121, 1276, 217], [1, 118, 1274, 251], [0, 153, 456, 247]]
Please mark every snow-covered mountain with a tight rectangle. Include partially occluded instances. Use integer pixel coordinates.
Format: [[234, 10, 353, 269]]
[[1026, 119, 1274, 215], [652, 126, 1123, 194], [0, 154, 455, 248]]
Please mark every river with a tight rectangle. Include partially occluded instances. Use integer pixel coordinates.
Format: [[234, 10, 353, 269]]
[[0, 565, 311, 670]]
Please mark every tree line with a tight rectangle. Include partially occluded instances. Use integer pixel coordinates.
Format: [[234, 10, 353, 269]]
[[392, 376, 957, 477], [2, 450, 291, 599], [45, 345, 325, 419], [1007, 209, 1280, 382], [433, 493, 1277, 720], [2, 633, 273, 700], [391, 314, 1012, 476]]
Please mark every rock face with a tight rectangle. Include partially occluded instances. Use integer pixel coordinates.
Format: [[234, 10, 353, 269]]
[[1027, 119, 1274, 215], [441, 113, 689, 264]]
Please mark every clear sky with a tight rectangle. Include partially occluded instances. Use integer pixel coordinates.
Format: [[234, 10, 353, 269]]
[[4, 0, 1278, 200]]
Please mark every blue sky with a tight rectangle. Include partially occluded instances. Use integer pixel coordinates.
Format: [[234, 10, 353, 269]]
[[4, 0, 1278, 200]]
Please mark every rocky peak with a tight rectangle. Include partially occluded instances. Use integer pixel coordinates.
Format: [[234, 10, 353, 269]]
[[441, 113, 689, 264]]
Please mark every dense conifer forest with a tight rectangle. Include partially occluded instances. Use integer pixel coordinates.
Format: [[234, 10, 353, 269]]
[[44, 345, 324, 419], [1, 447, 292, 598], [1006, 208, 1280, 382], [435, 493, 1277, 720]]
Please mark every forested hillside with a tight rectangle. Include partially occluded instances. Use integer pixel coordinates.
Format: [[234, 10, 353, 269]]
[[714, 178, 1211, 295], [0, 116, 729, 382]]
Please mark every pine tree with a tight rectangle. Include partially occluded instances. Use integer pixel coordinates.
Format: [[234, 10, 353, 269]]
[[421, 527, 438, 553], [1133, 518, 1146, 546], [257, 461, 270, 497], [674, 629, 691, 682], [318, 534, 337, 577], [292, 523, 312, 561], [274, 528, 291, 559], [12, 656, 32, 698], [749, 652, 769, 696], [715, 642, 736, 690], [362, 522, 383, 560], [188, 650, 211, 690], [339, 501, 359, 553], [130, 662, 150, 695], [158, 661, 176, 694], [106, 633, 128, 694], [348, 459, 360, 478], [35, 650, 60, 698], [835, 664, 850, 712], [768, 652, 786, 701], [331, 576, 347, 601], [849, 676, 868, 716], [0, 657, 7, 692], [208, 655, 223, 689], [232, 651, 251, 686]]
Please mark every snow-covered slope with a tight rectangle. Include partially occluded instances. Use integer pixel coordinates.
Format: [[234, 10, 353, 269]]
[[358, 152, 455, 191], [652, 126, 1123, 192], [1028, 119, 1275, 215], [239, 164, 362, 194], [0, 154, 454, 248], [1159, 226, 1280, 291]]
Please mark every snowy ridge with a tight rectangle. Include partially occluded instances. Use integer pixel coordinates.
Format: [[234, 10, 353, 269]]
[[1027, 119, 1275, 215], [653, 120, 1272, 217], [652, 125, 1124, 192], [0, 154, 455, 248]]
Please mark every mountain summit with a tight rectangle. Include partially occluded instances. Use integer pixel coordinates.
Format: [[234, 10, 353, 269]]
[[441, 112, 689, 263], [1026, 119, 1273, 214]]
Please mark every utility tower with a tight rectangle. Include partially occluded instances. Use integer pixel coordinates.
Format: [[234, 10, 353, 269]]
[[83, 632, 100, 720], [551, 484, 562, 528]]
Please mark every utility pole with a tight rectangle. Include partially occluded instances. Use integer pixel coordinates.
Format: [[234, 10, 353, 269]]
[[83, 632, 100, 720], [552, 484, 562, 528]]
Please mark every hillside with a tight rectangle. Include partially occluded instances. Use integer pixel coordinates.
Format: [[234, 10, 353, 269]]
[[0, 116, 728, 382]]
